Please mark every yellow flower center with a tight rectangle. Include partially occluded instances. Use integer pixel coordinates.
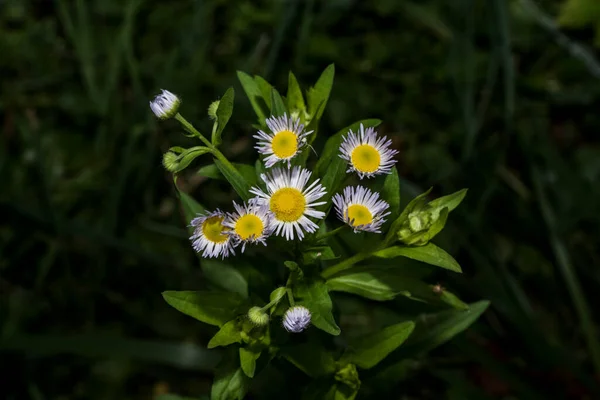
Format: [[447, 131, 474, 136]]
[[351, 144, 381, 173], [271, 130, 298, 158], [234, 214, 264, 240], [346, 204, 373, 226], [202, 216, 229, 243], [270, 188, 306, 222]]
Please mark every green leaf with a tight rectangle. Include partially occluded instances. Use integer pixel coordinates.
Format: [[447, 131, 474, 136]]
[[282, 342, 337, 377], [212, 88, 235, 146], [270, 88, 287, 117], [427, 188, 468, 220], [201, 259, 249, 298], [175, 185, 205, 234], [341, 321, 415, 369], [214, 158, 252, 201], [295, 280, 340, 335], [239, 347, 261, 378], [198, 163, 257, 187], [381, 166, 401, 224], [387, 188, 432, 242], [171, 146, 213, 173], [325, 266, 467, 308], [254, 75, 273, 111], [208, 320, 242, 349], [162, 291, 245, 327], [287, 72, 306, 116], [237, 71, 268, 122], [211, 355, 250, 400], [397, 300, 490, 356], [373, 243, 462, 273], [302, 246, 338, 264], [307, 64, 335, 122]]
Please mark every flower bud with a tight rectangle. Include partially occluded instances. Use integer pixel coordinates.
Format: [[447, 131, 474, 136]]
[[162, 151, 179, 172], [335, 363, 361, 391], [283, 305, 311, 333], [247, 306, 269, 326], [150, 89, 181, 120], [208, 100, 220, 120]]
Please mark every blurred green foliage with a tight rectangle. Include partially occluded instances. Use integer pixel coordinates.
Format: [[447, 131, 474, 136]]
[[2, 0, 600, 399]]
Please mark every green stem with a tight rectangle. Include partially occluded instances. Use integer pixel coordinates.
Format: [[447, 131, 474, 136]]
[[315, 225, 347, 242], [533, 167, 600, 375], [286, 287, 295, 306], [175, 113, 213, 148], [321, 251, 370, 279]]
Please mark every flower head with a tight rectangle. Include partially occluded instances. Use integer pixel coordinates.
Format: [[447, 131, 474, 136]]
[[189, 210, 234, 258], [339, 124, 398, 179], [223, 201, 274, 252], [250, 166, 326, 241], [150, 89, 181, 120], [254, 114, 312, 168], [283, 306, 311, 333], [333, 185, 390, 233]]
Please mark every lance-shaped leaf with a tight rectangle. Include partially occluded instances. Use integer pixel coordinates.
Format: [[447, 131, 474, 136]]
[[211, 353, 250, 400], [326, 266, 468, 309], [287, 71, 306, 117], [395, 300, 490, 357], [239, 347, 261, 378], [302, 246, 338, 265], [162, 291, 245, 327], [282, 342, 337, 377], [373, 243, 462, 273], [381, 166, 401, 223], [307, 64, 335, 122], [198, 163, 258, 187], [175, 183, 205, 234], [214, 158, 252, 201], [237, 71, 268, 122], [212, 87, 234, 146], [295, 280, 340, 335], [208, 320, 242, 349], [340, 321, 415, 369], [254, 75, 274, 111], [427, 188, 467, 220], [201, 259, 249, 298], [270, 88, 287, 117]]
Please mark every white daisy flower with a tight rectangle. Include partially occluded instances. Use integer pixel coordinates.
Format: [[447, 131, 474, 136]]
[[254, 113, 312, 168], [223, 201, 274, 252], [339, 124, 398, 179], [250, 166, 326, 241], [189, 210, 234, 258], [283, 306, 311, 333], [150, 89, 181, 120], [332, 185, 391, 233]]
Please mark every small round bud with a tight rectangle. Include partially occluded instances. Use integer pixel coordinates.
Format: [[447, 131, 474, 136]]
[[208, 100, 220, 120], [409, 214, 424, 232], [150, 89, 181, 120], [247, 306, 269, 326], [162, 151, 179, 172], [283, 305, 311, 333]]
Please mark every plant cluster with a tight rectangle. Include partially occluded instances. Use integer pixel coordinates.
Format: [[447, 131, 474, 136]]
[[151, 65, 486, 400]]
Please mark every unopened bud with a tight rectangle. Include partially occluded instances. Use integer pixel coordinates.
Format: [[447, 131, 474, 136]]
[[247, 306, 269, 326], [162, 151, 179, 172], [150, 89, 181, 120], [208, 100, 220, 120]]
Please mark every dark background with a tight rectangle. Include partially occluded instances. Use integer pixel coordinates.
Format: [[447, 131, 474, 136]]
[[2, 0, 600, 399]]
